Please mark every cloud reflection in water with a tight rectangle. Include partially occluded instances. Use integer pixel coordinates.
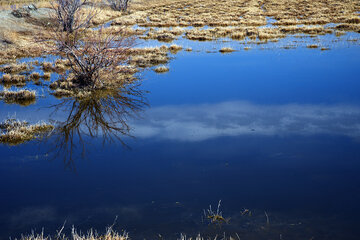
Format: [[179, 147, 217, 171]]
[[132, 101, 360, 141]]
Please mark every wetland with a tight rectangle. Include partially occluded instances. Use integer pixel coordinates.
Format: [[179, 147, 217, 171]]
[[0, 0, 360, 239]]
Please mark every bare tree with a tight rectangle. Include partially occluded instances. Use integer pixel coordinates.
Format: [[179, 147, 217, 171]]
[[51, 0, 96, 33], [51, 28, 135, 89], [107, 0, 131, 12]]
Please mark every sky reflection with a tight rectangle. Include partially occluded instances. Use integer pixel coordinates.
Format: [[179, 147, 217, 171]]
[[132, 101, 360, 141]]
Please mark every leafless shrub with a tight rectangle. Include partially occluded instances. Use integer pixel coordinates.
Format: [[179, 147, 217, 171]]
[[51, 0, 96, 33], [50, 28, 135, 89], [107, 0, 131, 12]]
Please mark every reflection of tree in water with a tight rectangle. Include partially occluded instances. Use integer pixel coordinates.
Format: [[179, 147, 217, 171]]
[[50, 83, 148, 169]]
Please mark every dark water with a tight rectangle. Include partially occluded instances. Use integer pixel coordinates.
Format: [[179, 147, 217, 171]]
[[1, 45, 360, 239]]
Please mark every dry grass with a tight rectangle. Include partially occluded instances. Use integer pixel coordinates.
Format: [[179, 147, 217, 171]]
[[42, 72, 51, 80], [1, 73, 26, 83], [0, 63, 29, 74], [0, 88, 36, 105], [9, 224, 239, 240], [307, 44, 319, 48], [154, 65, 169, 73], [169, 44, 182, 52], [129, 47, 170, 68], [29, 72, 40, 80], [1, 0, 360, 68], [42, 62, 54, 72], [219, 47, 234, 53], [185, 28, 213, 41], [13, 223, 129, 240], [0, 118, 53, 145]]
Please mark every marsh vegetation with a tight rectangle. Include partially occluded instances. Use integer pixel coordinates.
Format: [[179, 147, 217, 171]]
[[0, 0, 360, 239], [0, 118, 53, 145]]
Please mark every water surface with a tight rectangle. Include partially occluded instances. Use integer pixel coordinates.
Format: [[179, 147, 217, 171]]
[[1, 43, 360, 240]]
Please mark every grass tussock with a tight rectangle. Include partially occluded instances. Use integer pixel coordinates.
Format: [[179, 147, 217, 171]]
[[154, 65, 169, 73], [307, 44, 319, 48], [0, 118, 53, 146], [169, 44, 183, 52], [129, 47, 170, 68], [42, 62, 55, 72], [29, 72, 41, 80], [1, 74, 26, 83], [0, 89, 36, 105], [219, 47, 235, 53], [0, 63, 29, 74], [42, 72, 51, 80]]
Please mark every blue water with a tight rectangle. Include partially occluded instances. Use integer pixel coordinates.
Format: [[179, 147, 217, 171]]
[[1, 44, 360, 239]]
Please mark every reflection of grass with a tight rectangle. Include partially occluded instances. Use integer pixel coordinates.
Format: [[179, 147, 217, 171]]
[[0, 118, 53, 146]]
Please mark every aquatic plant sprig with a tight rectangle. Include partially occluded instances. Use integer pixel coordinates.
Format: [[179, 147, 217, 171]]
[[204, 200, 230, 225]]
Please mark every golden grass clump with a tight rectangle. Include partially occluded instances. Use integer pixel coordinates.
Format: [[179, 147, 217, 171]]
[[42, 62, 54, 72], [30, 72, 41, 80], [0, 119, 54, 146], [154, 65, 169, 73], [169, 44, 183, 52], [52, 88, 75, 98], [0, 63, 29, 74], [42, 72, 51, 80], [54, 59, 71, 73], [307, 44, 319, 48], [219, 47, 235, 53], [335, 24, 360, 32], [185, 29, 214, 41], [129, 49, 170, 68], [0, 89, 36, 104], [1, 74, 27, 84], [257, 28, 285, 40], [230, 31, 246, 40], [145, 30, 176, 42]]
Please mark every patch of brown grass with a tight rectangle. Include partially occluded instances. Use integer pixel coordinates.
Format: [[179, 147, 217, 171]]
[[0, 89, 36, 105], [154, 65, 169, 73], [219, 47, 235, 53], [0, 118, 53, 146]]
